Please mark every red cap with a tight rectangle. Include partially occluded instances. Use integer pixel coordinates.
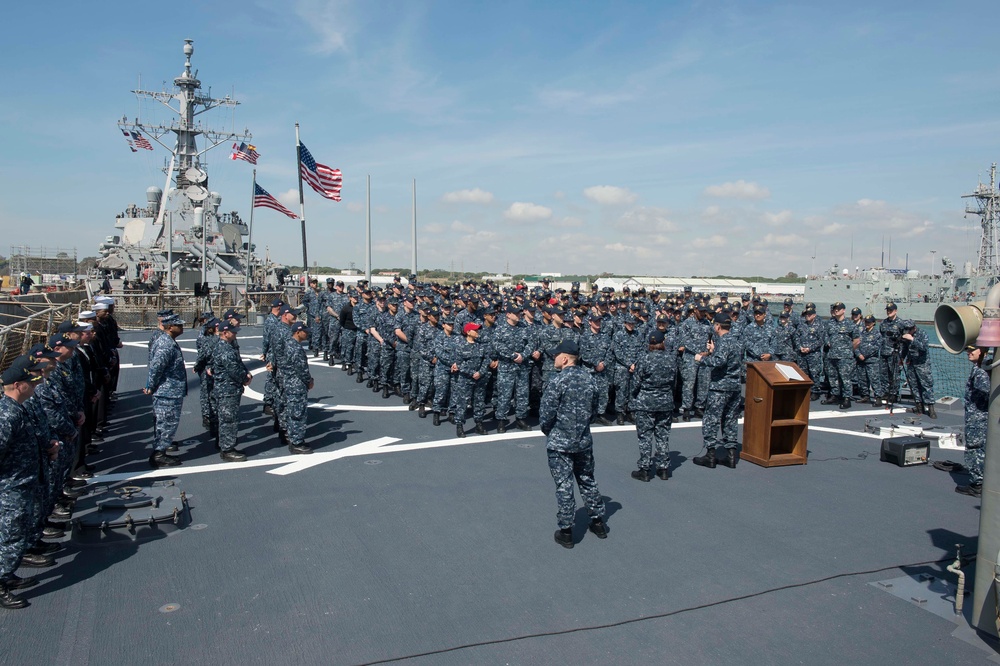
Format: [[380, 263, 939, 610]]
[[463, 322, 481, 334]]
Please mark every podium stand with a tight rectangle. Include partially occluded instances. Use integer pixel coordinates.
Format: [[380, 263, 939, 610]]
[[742, 361, 813, 467]]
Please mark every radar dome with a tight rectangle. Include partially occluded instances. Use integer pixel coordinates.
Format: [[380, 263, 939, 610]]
[[906, 270, 920, 279], [146, 187, 163, 205]]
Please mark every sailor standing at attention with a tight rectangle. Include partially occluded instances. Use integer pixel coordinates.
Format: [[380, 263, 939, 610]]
[[692, 312, 744, 470], [144, 314, 187, 468], [540, 339, 607, 549]]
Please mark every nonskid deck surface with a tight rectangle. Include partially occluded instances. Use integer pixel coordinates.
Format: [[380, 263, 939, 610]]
[[2, 328, 993, 665]]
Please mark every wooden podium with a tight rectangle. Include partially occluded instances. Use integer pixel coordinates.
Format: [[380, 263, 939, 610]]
[[742, 361, 813, 467]]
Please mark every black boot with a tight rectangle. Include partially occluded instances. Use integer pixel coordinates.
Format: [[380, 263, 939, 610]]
[[839, 399, 852, 410], [433, 412, 441, 426], [554, 528, 574, 549], [630, 469, 653, 482], [382, 385, 390, 399], [418, 404, 427, 418], [656, 467, 671, 480], [356, 371, 364, 383], [497, 420, 507, 434], [149, 451, 182, 468], [475, 422, 487, 435], [409, 399, 418, 411], [723, 448, 739, 469], [0, 582, 28, 609], [681, 409, 691, 422], [926, 404, 937, 419], [515, 419, 532, 431], [347, 364, 355, 376], [693, 447, 717, 469], [820, 396, 839, 405], [908, 403, 924, 414], [588, 519, 608, 539], [263, 404, 274, 416], [616, 413, 626, 425], [456, 424, 466, 438]]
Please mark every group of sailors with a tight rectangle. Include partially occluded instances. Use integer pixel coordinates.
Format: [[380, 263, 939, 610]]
[[0, 296, 122, 608], [292, 277, 936, 439]]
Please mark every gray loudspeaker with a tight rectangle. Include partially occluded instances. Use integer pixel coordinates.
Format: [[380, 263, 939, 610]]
[[934, 301, 984, 354]]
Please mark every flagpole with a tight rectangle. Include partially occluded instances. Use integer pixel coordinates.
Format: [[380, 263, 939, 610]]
[[245, 169, 256, 308], [411, 179, 417, 277], [295, 123, 309, 288], [366, 175, 372, 283]]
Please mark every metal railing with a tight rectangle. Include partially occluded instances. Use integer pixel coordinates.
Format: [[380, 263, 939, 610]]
[[0, 301, 82, 371]]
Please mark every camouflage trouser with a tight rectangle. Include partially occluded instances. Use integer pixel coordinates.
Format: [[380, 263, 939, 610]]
[[379, 345, 396, 385], [416, 358, 435, 404], [635, 410, 673, 470], [0, 492, 34, 578], [613, 365, 634, 413], [680, 354, 709, 410], [701, 389, 740, 450], [824, 357, 855, 399], [366, 335, 381, 378], [880, 355, 903, 401], [453, 375, 487, 426], [591, 369, 610, 415], [495, 364, 529, 420], [966, 446, 985, 485], [263, 367, 278, 409], [198, 372, 214, 422], [283, 388, 308, 446], [410, 348, 422, 398], [352, 333, 367, 370], [152, 396, 183, 452], [395, 347, 412, 394], [547, 449, 605, 531], [798, 351, 825, 396], [317, 315, 330, 353], [327, 318, 342, 359], [857, 359, 883, 399], [340, 329, 357, 366], [432, 365, 452, 414], [904, 361, 935, 405], [214, 392, 241, 451]]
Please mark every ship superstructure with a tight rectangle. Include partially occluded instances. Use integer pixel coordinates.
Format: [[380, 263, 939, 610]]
[[97, 40, 284, 293]]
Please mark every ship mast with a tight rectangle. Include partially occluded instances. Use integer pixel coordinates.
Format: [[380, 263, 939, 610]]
[[117, 39, 250, 188], [964, 163, 1000, 276]]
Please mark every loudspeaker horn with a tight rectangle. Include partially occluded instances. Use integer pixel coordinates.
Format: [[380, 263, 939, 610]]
[[934, 301, 985, 354]]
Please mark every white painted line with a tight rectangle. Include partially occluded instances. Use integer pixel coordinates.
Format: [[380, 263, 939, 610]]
[[266, 436, 399, 475], [808, 425, 884, 440]]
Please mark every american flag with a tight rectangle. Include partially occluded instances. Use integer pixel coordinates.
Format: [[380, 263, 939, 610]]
[[131, 131, 153, 151], [253, 183, 298, 219], [121, 129, 137, 152], [230, 141, 260, 165], [299, 143, 342, 201]]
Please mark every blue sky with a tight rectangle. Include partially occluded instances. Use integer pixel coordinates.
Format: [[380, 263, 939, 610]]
[[2, 1, 997, 277]]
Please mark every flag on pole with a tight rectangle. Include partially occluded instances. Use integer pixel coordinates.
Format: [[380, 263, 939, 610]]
[[131, 131, 154, 151], [298, 143, 342, 201], [253, 183, 298, 219], [121, 129, 137, 152], [230, 141, 260, 164]]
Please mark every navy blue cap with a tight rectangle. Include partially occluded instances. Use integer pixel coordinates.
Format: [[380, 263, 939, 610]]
[[49, 334, 79, 348], [550, 339, 580, 356], [2, 356, 43, 385], [157, 309, 175, 318], [219, 322, 240, 333], [271, 298, 285, 308], [28, 343, 59, 360], [649, 329, 666, 345], [290, 322, 309, 334]]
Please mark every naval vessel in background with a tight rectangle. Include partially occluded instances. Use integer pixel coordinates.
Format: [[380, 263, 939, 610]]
[[95, 40, 286, 297], [805, 164, 1000, 322]]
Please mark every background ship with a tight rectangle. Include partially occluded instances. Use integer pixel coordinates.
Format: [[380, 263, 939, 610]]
[[805, 164, 1000, 322], [95, 40, 286, 298]]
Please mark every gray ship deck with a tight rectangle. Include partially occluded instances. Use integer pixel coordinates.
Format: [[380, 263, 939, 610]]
[[2, 328, 996, 665]]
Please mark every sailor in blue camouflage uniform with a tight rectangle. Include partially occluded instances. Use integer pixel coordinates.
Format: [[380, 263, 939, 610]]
[[611, 313, 643, 424], [408, 303, 430, 409], [780, 298, 801, 328], [395, 297, 418, 401], [773, 312, 796, 361], [822, 302, 859, 409], [375, 297, 400, 397], [742, 305, 775, 363], [451, 323, 491, 437], [538, 308, 576, 392], [0, 357, 46, 608], [325, 280, 347, 365], [338, 291, 359, 372], [270, 305, 300, 442], [540, 339, 607, 549], [431, 318, 460, 425], [793, 305, 826, 400], [492, 305, 533, 433], [900, 319, 936, 418], [693, 312, 744, 469], [415, 307, 441, 417], [956, 346, 990, 496], [211, 321, 252, 462], [629, 329, 678, 481], [145, 314, 187, 468], [279, 322, 314, 454], [147, 308, 174, 360], [579, 313, 614, 426], [193, 315, 219, 429], [260, 298, 284, 416], [23, 345, 65, 552], [879, 302, 906, 404], [40, 336, 84, 495], [317, 279, 334, 360], [678, 306, 712, 420], [854, 315, 883, 403], [302, 278, 322, 355]]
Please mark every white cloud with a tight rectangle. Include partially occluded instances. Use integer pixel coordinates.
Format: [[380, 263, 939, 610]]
[[605, 242, 634, 253], [441, 188, 494, 204], [703, 205, 721, 217], [691, 235, 728, 249], [857, 198, 885, 207], [704, 180, 771, 200], [277, 189, 300, 209], [615, 207, 677, 233], [762, 210, 793, 226], [346, 202, 364, 213], [583, 185, 638, 206], [820, 223, 847, 235], [762, 233, 807, 247], [552, 216, 584, 228], [504, 202, 553, 222], [296, 0, 352, 55], [423, 223, 445, 234], [450, 220, 475, 233]]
